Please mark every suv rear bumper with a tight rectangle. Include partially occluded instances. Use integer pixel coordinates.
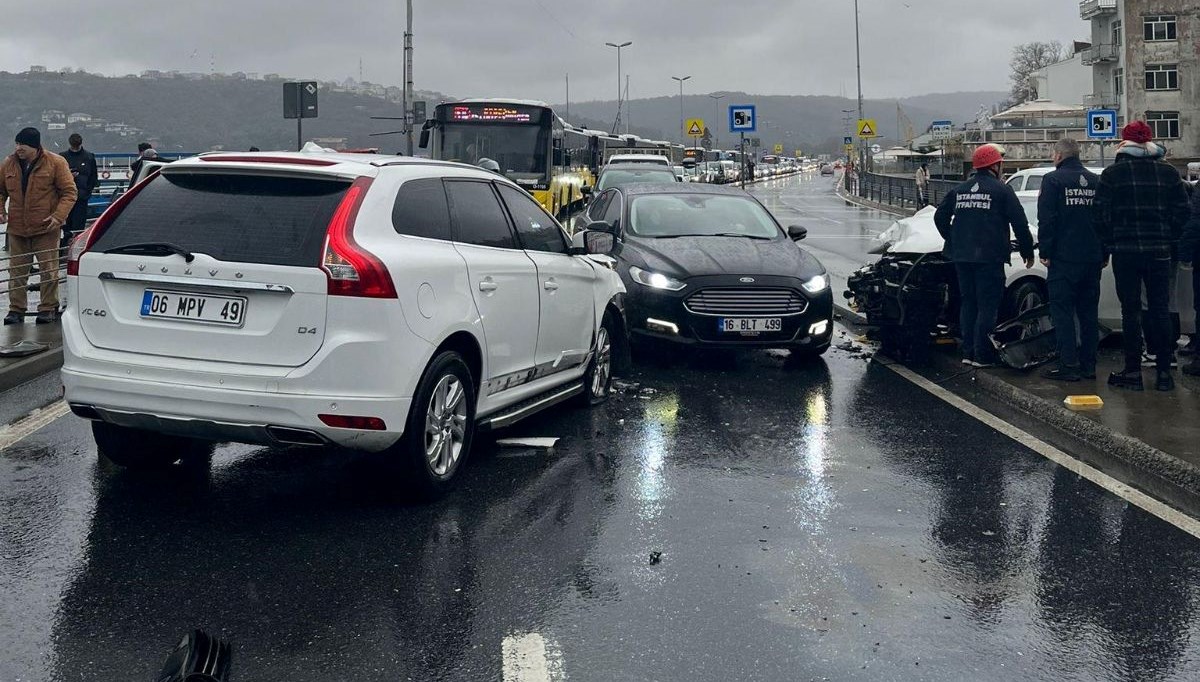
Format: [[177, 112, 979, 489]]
[[62, 368, 409, 452]]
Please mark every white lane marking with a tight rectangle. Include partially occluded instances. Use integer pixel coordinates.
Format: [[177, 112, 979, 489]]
[[502, 632, 562, 681], [0, 400, 70, 451], [882, 362, 1200, 539]]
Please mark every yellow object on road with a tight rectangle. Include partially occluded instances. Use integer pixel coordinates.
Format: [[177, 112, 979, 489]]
[[1064, 395, 1104, 410]]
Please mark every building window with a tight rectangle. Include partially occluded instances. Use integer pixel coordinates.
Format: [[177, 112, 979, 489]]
[[1114, 68, 1124, 96], [1143, 15, 1177, 41], [1112, 19, 1123, 47], [1146, 111, 1180, 139], [1145, 64, 1179, 91]]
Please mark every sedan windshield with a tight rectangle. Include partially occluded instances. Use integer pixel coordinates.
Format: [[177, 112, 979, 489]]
[[628, 194, 782, 239], [597, 167, 678, 190]]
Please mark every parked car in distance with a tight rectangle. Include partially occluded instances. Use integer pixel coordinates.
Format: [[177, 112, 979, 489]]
[[606, 153, 671, 166], [596, 163, 680, 191], [574, 183, 833, 357], [1006, 165, 1103, 198], [62, 151, 627, 498], [820, 163, 835, 176]]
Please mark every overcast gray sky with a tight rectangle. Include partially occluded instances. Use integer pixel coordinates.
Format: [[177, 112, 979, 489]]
[[0, 0, 1087, 101]]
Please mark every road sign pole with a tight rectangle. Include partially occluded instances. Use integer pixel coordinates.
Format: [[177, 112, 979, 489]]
[[296, 87, 303, 151], [740, 132, 746, 186]]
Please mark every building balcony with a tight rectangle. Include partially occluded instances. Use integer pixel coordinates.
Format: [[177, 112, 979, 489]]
[[1080, 43, 1120, 65], [1085, 92, 1119, 109], [1080, 0, 1117, 20]]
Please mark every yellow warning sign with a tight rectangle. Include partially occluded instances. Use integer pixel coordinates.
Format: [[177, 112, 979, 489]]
[[857, 118, 879, 138], [773, 144, 784, 154], [686, 118, 705, 138]]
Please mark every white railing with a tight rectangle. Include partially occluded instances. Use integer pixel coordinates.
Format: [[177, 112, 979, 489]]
[[1080, 43, 1120, 65], [1080, 0, 1117, 19]]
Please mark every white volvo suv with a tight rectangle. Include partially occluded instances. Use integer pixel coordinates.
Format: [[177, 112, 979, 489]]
[[62, 152, 626, 496]]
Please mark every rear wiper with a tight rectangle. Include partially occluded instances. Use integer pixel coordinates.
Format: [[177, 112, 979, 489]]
[[104, 242, 195, 262]]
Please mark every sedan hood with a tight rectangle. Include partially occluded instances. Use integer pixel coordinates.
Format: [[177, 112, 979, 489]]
[[624, 235, 822, 280], [873, 204, 1041, 255]]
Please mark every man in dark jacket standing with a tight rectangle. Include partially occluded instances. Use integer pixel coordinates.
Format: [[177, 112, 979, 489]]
[[1096, 121, 1191, 391], [1037, 137, 1102, 381], [935, 143, 1036, 367], [60, 133, 98, 247], [1179, 184, 1200, 376]]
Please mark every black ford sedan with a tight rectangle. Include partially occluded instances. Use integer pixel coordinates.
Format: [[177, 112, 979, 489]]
[[575, 183, 833, 357]]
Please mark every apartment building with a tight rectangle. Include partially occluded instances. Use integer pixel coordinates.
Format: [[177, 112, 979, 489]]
[[1081, 0, 1198, 161]]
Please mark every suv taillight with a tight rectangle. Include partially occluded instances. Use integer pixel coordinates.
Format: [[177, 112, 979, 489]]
[[322, 177, 396, 298], [67, 170, 160, 276]]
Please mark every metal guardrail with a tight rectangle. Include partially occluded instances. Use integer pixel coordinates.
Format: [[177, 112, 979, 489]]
[[848, 172, 958, 210], [0, 244, 67, 301]]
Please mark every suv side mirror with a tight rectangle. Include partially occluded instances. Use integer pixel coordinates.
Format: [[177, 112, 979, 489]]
[[569, 229, 615, 256], [584, 230, 614, 255], [788, 225, 808, 241]]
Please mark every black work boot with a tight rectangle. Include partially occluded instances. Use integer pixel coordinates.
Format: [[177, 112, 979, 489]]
[[1041, 366, 1081, 382], [1107, 369, 1144, 391], [34, 311, 59, 325], [3, 311, 22, 325], [1156, 370, 1175, 392]]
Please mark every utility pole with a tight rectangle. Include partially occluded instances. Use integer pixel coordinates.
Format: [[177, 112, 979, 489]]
[[606, 41, 632, 134], [565, 73, 570, 120], [672, 75, 691, 146], [854, 0, 865, 170], [625, 75, 631, 134], [403, 0, 414, 155]]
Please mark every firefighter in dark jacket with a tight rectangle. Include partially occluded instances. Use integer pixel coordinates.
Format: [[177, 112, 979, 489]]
[[935, 143, 1036, 367], [1095, 121, 1191, 391], [60, 133, 98, 247], [1037, 137, 1102, 382]]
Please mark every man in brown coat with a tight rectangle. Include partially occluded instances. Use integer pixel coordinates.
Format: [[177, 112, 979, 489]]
[[1, 127, 77, 324]]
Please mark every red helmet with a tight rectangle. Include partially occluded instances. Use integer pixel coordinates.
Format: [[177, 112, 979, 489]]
[[972, 143, 1006, 170]]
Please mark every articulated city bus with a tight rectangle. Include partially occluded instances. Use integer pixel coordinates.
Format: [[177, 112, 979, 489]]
[[421, 99, 594, 219]]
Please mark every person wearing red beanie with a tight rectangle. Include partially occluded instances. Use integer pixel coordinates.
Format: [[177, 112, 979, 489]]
[[1096, 120, 1191, 391]]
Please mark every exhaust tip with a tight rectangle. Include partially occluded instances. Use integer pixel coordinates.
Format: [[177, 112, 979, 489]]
[[69, 404, 101, 420], [266, 426, 328, 446]]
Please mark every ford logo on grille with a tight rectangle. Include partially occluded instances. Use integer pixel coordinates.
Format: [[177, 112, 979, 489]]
[[739, 277, 755, 283]]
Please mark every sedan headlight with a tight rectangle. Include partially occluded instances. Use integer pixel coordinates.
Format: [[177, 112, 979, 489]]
[[630, 266, 687, 292], [801, 274, 830, 293]]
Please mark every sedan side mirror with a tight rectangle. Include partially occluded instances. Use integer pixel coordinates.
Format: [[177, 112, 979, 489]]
[[581, 185, 593, 198], [788, 225, 808, 241], [589, 220, 615, 235]]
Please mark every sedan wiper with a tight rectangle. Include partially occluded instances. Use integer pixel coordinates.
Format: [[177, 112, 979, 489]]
[[709, 232, 773, 240], [104, 242, 196, 262]]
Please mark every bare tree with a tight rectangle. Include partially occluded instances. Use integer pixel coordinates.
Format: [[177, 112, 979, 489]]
[[1009, 41, 1064, 104]]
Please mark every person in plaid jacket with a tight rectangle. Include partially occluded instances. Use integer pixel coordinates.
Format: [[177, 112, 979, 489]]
[[1095, 121, 1191, 391]]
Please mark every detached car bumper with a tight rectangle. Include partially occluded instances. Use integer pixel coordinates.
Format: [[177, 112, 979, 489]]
[[626, 275, 834, 349]]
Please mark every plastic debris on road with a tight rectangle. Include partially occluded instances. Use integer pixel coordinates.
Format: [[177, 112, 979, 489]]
[[1064, 395, 1104, 410], [495, 437, 560, 449], [0, 340, 50, 358]]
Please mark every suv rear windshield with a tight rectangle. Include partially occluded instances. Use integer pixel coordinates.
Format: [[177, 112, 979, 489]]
[[92, 173, 350, 267]]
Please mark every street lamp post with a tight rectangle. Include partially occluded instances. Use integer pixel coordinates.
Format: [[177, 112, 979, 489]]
[[708, 93, 725, 150], [853, 0, 865, 170], [671, 75, 691, 146], [606, 41, 632, 134]]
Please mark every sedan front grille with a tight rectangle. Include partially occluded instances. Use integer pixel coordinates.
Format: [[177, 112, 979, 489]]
[[684, 287, 807, 316]]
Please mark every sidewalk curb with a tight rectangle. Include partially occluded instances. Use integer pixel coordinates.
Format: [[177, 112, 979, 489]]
[[930, 351, 1200, 498], [0, 345, 62, 394]]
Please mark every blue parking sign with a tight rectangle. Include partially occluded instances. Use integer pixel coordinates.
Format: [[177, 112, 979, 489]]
[[729, 105, 757, 133], [1087, 109, 1118, 140]]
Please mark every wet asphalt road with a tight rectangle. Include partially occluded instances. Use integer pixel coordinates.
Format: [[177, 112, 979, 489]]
[[5, 174, 1200, 681]]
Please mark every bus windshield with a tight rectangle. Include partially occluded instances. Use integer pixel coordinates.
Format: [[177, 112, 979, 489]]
[[439, 124, 549, 181]]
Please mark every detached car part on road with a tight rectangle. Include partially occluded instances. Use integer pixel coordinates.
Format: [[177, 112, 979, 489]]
[[61, 152, 626, 497]]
